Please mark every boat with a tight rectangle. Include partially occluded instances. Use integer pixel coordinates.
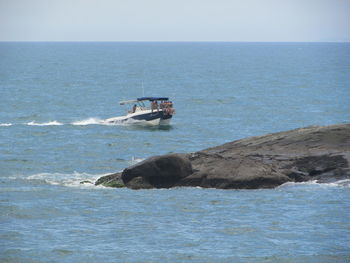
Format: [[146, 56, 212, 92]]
[[105, 97, 175, 126]]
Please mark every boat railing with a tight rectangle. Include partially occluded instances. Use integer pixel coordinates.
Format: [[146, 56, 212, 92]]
[[126, 100, 174, 114]]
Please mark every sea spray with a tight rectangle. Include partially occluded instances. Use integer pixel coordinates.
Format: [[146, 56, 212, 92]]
[[25, 172, 111, 188], [27, 121, 64, 126], [278, 179, 350, 188], [71, 118, 104, 126]]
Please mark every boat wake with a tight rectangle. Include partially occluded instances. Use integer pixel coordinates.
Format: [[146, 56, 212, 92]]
[[27, 121, 64, 126], [0, 118, 145, 127], [71, 118, 106, 126], [72, 118, 155, 126], [1, 97, 174, 128]]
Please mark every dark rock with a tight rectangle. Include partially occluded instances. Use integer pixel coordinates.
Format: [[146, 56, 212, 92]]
[[95, 172, 125, 188], [122, 154, 192, 189], [80, 180, 94, 185], [178, 156, 290, 189], [96, 123, 350, 189]]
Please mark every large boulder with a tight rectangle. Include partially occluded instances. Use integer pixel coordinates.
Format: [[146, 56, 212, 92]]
[[180, 123, 350, 189], [121, 153, 193, 189], [95, 123, 350, 189]]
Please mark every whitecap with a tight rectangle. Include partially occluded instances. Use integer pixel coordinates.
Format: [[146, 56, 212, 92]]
[[27, 121, 63, 126], [0, 123, 12, 126]]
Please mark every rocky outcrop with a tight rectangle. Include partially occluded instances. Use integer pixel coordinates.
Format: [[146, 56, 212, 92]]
[[96, 123, 350, 189], [181, 123, 350, 189], [95, 172, 125, 188], [122, 154, 192, 189]]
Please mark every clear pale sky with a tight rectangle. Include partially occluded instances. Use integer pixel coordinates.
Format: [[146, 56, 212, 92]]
[[1, 0, 349, 42]]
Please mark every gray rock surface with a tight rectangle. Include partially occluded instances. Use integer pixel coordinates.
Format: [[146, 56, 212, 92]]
[[95, 123, 350, 189], [180, 124, 350, 189]]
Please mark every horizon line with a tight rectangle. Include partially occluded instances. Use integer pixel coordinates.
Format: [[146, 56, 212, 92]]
[[0, 40, 350, 43]]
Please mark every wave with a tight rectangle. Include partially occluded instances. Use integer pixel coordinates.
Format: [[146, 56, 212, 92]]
[[7, 157, 144, 188], [0, 123, 12, 126], [10, 172, 350, 189], [279, 179, 350, 188], [318, 179, 350, 188], [23, 172, 111, 188], [27, 121, 63, 126]]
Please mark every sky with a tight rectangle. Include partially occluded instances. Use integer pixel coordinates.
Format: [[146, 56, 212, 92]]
[[0, 0, 350, 42]]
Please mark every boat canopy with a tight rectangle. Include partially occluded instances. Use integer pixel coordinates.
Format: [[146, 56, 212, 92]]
[[119, 97, 169, 105], [137, 97, 169, 101]]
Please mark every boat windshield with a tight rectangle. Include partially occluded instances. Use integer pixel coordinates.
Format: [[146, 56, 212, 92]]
[[137, 101, 146, 108]]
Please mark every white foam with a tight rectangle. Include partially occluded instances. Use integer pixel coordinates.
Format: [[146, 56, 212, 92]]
[[19, 117, 149, 127], [128, 156, 145, 165], [101, 118, 139, 126], [0, 123, 12, 126], [279, 179, 350, 188], [278, 180, 318, 188], [102, 118, 159, 127], [71, 118, 104, 126], [124, 119, 152, 126], [24, 172, 112, 188], [323, 179, 350, 187], [27, 121, 63, 126]]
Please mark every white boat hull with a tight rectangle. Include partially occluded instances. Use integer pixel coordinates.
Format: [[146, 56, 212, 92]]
[[105, 109, 172, 126]]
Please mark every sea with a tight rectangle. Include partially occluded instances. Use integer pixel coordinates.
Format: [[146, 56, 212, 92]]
[[1, 42, 350, 263]]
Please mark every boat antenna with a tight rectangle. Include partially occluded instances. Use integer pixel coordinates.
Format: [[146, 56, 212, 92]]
[[142, 82, 145, 96]]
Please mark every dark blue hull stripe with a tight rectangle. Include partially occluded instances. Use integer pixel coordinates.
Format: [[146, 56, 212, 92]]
[[131, 111, 172, 122]]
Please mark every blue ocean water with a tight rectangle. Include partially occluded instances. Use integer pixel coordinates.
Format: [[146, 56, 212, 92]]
[[1, 42, 350, 262]]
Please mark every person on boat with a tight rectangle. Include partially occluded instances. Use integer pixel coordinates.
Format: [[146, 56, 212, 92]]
[[132, 104, 137, 113], [151, 101, 158, 112]]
